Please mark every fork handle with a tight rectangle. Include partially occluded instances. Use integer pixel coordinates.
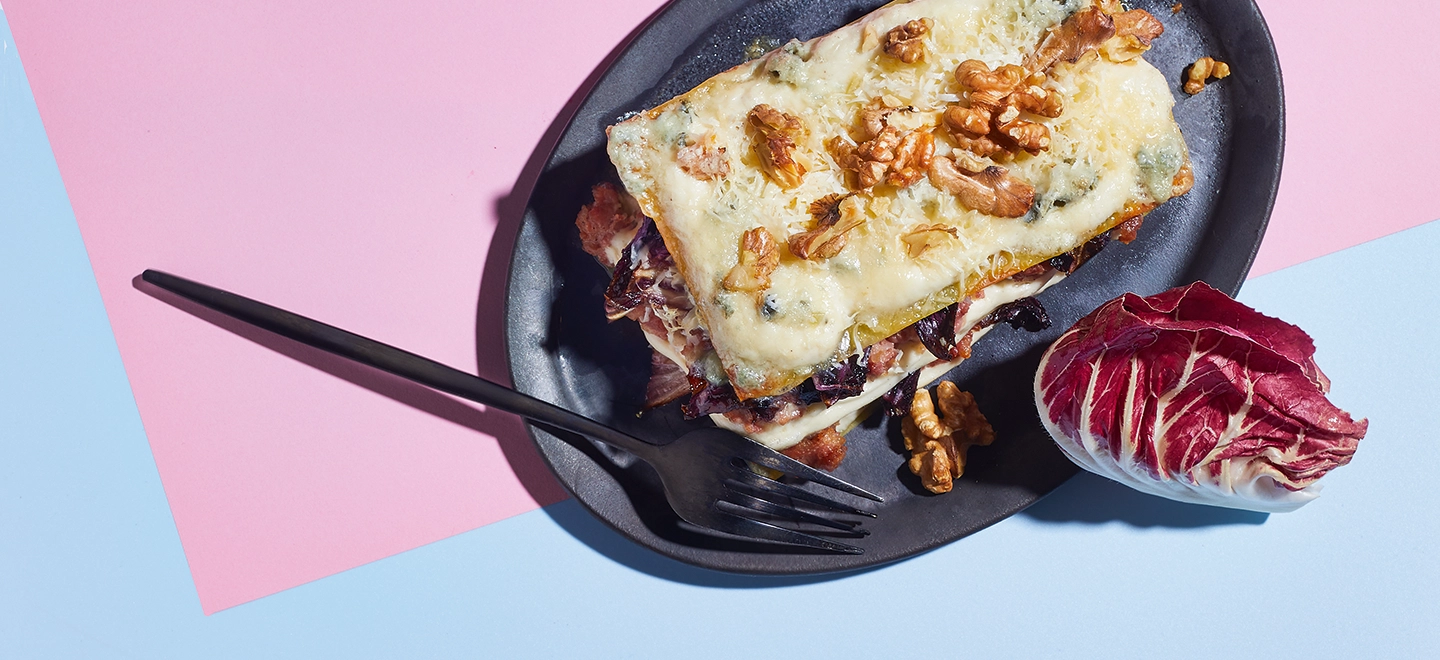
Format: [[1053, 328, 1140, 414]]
[[140, 269, 660, 458]]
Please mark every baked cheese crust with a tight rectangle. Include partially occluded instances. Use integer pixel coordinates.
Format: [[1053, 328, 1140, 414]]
[[607, 0, 1189, 399]]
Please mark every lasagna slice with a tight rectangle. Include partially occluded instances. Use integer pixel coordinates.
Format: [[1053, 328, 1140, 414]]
[[580, 0, 1192, 463]]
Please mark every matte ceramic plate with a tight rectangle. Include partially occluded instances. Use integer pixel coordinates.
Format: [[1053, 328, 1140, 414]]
[[505, 0, 1283, 574]]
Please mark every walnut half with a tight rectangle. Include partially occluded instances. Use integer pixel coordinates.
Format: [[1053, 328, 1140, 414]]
[[789, 193, 864, 260], [747, 104, 808, 188], [945, 60, 1055, 158], [928, 156, 1035, 218], [1026, 7, 1116, 73], [721, 226, 779, 292], [831, 98, 935, 189], [883, 18, 933, 64], [902, 381, 995, 494]]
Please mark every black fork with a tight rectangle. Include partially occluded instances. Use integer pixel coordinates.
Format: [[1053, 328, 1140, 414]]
[[140, 270, 882, 553]]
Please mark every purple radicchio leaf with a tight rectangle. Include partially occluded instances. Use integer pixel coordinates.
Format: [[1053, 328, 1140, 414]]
[[1048, 233, 1110, 274], [1036, 281, 1368, 513], [881, 369, 922, 417], [602, 218, 670, 321], [680, 361, 743, 419], [811, 347, 870, 406], [643, 350, 691, 409], [915, 303, 961, 360], [979, 296, 1051, 332], [680, 368, 805, 422]]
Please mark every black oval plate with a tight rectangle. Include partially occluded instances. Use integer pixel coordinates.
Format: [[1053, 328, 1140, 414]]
[[505, 0, 1283, 574]]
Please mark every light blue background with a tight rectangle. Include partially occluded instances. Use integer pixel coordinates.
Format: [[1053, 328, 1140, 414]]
[[3, 9, 1434, 658]]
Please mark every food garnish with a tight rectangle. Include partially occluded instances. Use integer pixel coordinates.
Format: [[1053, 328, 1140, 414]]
[[1183, 56, 1231, 95], [903, 381, 995, 494], [1035, 282, 1367, 512], [591, 0, 1191, 467]]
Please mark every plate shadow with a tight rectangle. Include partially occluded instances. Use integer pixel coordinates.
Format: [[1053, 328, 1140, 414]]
[[1023, 471, 1270, 528]]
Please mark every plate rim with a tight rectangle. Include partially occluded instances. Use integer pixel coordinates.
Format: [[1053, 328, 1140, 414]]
[[502, 0, 1285, 575]]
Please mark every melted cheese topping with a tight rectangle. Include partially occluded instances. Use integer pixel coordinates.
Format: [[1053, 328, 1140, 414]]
[[607, 0, 1187, 398]]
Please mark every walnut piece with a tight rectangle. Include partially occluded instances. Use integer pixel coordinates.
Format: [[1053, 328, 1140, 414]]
[[1008, 83, 1065, 118], [675, 134, 729, 181], [747, 104, 808, 188], [1172, 3, 1183, 14], [882, 18, 932, 64], [781, 424, 848, 471], [928, 156, 1035, 218], [902, 382, 995, 494], [1184, 56, 1231, 95], [789, 193, 865, 260], [944, 60, 1055, 158], [934, 382, 994, 447], [951, 132, 1007, 159], [993, 101, 1051, 154], [1101, 10, 1165, 62], [955, 60, 1027, 115], [1027, 7, 1116, 73], [902, 223, 958, 257], [831, 98, 934, 189], [721, 226, 779, 292]]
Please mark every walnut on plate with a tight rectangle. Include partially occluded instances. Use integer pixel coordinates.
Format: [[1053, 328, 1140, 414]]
[[1183, 56, 1231, 95], [1026, 6, 1116, 73], [902, 223, 959, 257], [1101, 9, 1166, 63], [902, 381, 995, 494], [943, 60, 1055, 159]]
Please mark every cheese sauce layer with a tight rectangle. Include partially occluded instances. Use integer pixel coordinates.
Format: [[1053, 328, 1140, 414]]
[[607, 0, 1187, 398]]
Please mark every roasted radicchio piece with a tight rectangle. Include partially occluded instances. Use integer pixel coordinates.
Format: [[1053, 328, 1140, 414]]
[[1035, 282, 1367, 513]]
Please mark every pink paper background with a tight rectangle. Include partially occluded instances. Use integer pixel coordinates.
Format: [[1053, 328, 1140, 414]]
[[6, 0, 1437, 613]]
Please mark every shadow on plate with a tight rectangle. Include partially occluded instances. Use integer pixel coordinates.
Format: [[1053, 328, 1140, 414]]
[[1023, 470, 1270, 528], [477, 0, 1280, 577], [472, 7, 896, 583]]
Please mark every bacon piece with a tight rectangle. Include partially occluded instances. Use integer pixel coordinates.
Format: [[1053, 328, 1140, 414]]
[[781, 425, 848, 471], [575, 183, 642, 267], [867, 338, 900, 378], [1110, 214, 1145, 243]]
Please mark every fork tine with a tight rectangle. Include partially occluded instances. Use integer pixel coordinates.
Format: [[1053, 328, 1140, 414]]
[[727, 470, 877, 518], [711, 504, 865, 554], [721, 489, 866, 533], [740, 448, 884, 502]]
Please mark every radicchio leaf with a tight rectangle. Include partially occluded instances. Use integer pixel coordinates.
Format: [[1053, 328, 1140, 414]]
[[979, 297, 1051, 332], [644, 350, 691, 409], [1035, 281, 1367, 513], [915, 299, 975, 360], [882, 370, 922, 417], [681, 363, 743, 419], [603, 218, 672, 321], [1048, 233, 1110, 273], [811, 348, 870, 406]]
